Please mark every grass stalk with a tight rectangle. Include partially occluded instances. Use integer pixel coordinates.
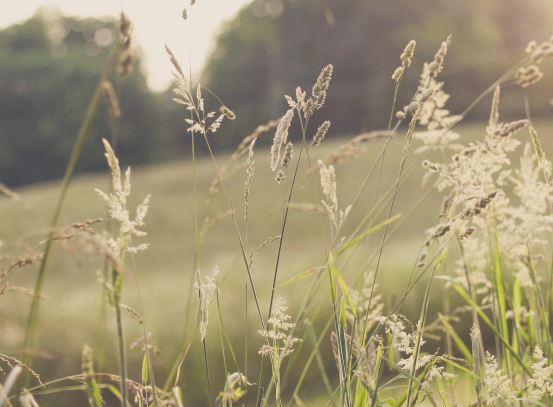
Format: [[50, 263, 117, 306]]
[[21, 40, 123, 383], [113, 295, 129, 407], [406, 253, 443, 406]]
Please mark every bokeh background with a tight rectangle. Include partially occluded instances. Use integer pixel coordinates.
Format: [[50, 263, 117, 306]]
[[1, 0, 553, 405], [1, 0, 553, 186]]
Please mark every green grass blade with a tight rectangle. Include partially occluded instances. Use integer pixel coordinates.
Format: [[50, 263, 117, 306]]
[[22, 41, 123, 381], [337, 213, 402, 256], [453, 284, 530, 374], [491, 219, 510, 365], [438, 314, 473, 364]]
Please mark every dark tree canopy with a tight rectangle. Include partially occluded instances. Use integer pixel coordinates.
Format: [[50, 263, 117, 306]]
[[203, 0, 553, 146], [2, 2, 552, 186], [0, 9, 163, 186]]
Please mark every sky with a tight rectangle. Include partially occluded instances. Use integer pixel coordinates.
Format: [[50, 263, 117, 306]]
[[0, 0, 251, 90]]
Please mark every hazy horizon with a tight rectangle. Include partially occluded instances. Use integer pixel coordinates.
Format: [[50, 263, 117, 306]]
[[0, 0, 252, 91]]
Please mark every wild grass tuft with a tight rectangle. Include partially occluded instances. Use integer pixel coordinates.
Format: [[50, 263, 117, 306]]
[[3, 6, 553, 407]]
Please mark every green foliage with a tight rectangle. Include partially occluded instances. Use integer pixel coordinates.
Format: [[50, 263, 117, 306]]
[[204, 0, 553, 143], [0, 11, 162, 186], [3, 3, 553, 406]]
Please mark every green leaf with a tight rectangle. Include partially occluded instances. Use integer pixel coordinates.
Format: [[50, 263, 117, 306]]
[[492, 221, 509, 346], [107, 384, 122, 400], [277, 267, 319, 288], [438, 314, 472, 364], [141, 352, 149, 384], [353, 381, 368, 407], [512, 280, 529, 348], [172, 386, 184, 407], [453, 283, 530, 374], [337, 213, 401, 256], [437, 356, 474, 377]]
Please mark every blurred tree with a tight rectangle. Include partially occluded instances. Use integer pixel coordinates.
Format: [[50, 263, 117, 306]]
[[203, 0, 553, 144], [2, 2, 552, 187], [0, 8, 166, 186]]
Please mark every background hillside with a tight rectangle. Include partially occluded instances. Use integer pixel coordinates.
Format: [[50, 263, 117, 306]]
[[2, 120, 553, 405], [2, 1, 553, 405], [1, 0, 553, 186]]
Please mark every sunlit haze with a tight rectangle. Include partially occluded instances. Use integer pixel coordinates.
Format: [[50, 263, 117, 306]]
[[0, 0, 251, 91]]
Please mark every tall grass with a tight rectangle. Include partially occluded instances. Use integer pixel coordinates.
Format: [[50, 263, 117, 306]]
[[20, 24, 126, 387], [2, 5, 553, 407]]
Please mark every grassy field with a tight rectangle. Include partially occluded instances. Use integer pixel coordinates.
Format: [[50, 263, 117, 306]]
[[2, 117, 553, 405]]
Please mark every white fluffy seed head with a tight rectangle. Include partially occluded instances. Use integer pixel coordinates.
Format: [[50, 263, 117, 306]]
[[275, 169, 286, 185], [281, 142, 294, 168], [312, 64, 333, 110], [270, 109, 294, 171], [195, 266, 220, 341], [515, 65, 544, 88], [312, 121, 331, 147]]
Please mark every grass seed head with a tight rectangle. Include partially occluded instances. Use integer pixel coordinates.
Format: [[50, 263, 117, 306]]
[[270, 109, 294, 171], [281, 142, 294, 168], [312, 121, 331, 147]]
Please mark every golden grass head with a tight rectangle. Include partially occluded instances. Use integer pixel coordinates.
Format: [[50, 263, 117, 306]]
[[270, 109, 294, 171], [392, 39, 416, 81], [281, 141, 294, 168], [312, 120, 331, 147], [516, 65, 544, 88], [312, 64, 333, 110], [195, 266, 220, 342]]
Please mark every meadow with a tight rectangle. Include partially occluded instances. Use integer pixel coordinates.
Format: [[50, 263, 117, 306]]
[[2, 9, 553, 407], [1, 126, 442, 391]]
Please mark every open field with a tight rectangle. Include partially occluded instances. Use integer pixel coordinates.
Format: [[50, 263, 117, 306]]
[[2, 119, 553, 405], [3, 1, 553, 406]]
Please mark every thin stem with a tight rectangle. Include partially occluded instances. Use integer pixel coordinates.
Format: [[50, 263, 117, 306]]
[[361, 114, 419, 344], [22, 40, 123, 384], [198, 131, 265, 329], [388, 80, 402, 131], [267, 142, 305, 321], [369, 81, 402, 232], [406, 257, 441, 406], [114, 299, 129, 407], [201, 339, 212, 405]]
